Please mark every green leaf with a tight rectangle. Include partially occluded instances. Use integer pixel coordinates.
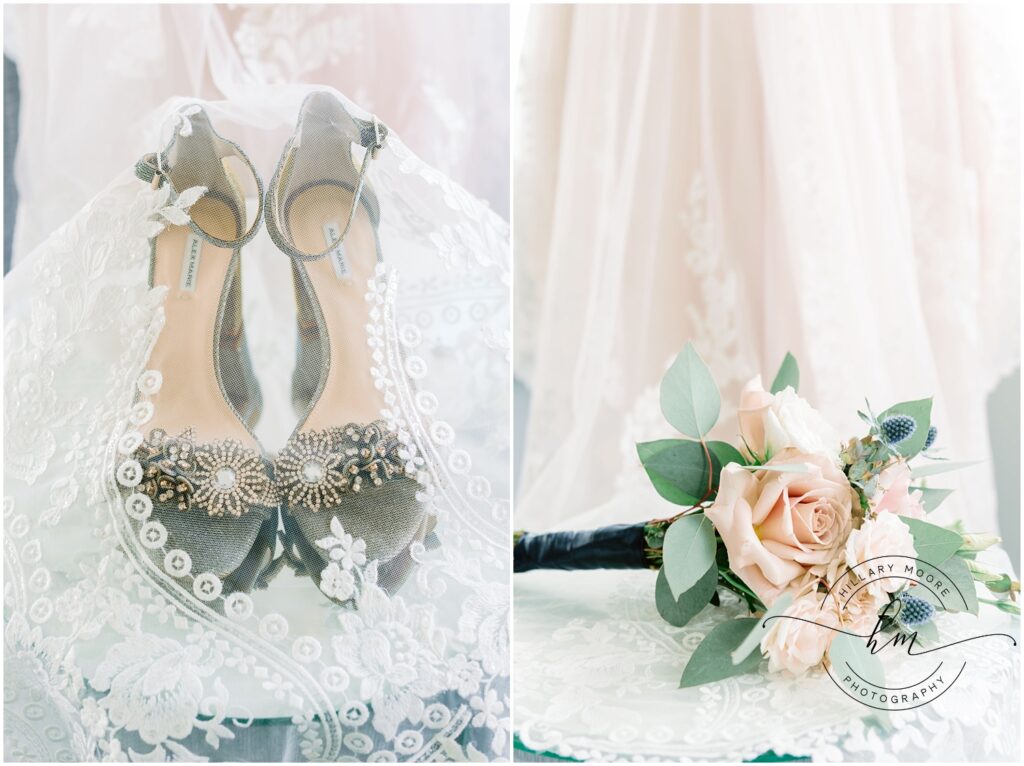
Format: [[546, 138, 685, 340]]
[[662, 514, 717, 599], [770, 352, 800, 394], [902, 517, 963, 566], [911, 460, 981, 479], [679, 618, 762, 688], [914, 486, 954, 512], [660, 343, 721, 439], [878, 398, 932, 458], [828, 633, 890, 724], [730, 593, 793, 664], [707, 440, 746, 469], [911, 620, 939, 646], [655, 564, 718, 628], [938, 555, 979, 615], [637, 439, 717, 506]]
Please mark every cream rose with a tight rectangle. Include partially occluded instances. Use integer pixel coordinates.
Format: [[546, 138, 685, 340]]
[[871, 461, 926, 520], [845, 513, 916, 597], [839, 586, 890, 636], [706, 449, 857, 607], [738, 376, 839, 461], [761, 590, 839, 676]]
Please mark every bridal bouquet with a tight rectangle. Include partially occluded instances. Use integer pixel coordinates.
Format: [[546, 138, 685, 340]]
[[514, 343, 1019, 691]]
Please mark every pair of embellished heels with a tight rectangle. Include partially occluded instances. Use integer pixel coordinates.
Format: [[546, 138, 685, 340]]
[[115, 93, 432, 607]]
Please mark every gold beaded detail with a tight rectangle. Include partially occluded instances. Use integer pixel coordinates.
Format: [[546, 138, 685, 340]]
[[276, 421, 406, 513], [133, 429, 274, 518]]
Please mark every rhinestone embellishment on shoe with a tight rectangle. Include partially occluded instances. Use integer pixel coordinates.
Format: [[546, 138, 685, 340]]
[[131, 429, 275, 518], [301, 459, 326, 484], [276, 421, 406, 513]]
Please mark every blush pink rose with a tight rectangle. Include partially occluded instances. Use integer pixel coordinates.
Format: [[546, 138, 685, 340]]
[[840, 586, 890, 636], [845, 513, 917, 598], [706, 449, 857, 607], [871, 462, 926, 520], [761, 590, 840, 676]]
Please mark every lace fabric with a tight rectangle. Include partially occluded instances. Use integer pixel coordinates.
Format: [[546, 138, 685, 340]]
[[514, 562, 1020, 763], [4, 88, 510, 762]]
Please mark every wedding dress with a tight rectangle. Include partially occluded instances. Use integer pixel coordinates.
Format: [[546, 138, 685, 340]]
[[3, 3, 510, 268], [512, 5, 1019, 761], [4, 88, 510, 762]]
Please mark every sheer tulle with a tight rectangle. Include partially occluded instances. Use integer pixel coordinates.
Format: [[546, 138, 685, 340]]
[[4, 89, 510, 761], [4, 3, 509, 266], [514, 4, 1019, 535]]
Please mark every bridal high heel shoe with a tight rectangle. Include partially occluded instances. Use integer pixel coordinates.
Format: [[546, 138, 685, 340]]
[[265, 92, 432, 603], [117, 107, 279, 595]]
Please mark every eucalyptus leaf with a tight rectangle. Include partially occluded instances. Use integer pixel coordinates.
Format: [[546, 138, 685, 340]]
[[911, 460, 981, 479], [679, 618, 762, 688], [655, 564, 718, 628], [828, 633, 890, 724], [637, 439, 717, 506], [913, 585, 943, 610], [660, 343, 721, 439], [770, 352, 800, 394], [914, 487, 954, 513], [911, 619, 939, 646], [939, 555, 979, 614], [707, 441, 746, 470], [730, 593, 793, 664], [902, 517, 963, 567], [878, 398, 932, 458], [662, 514, 717, 599]]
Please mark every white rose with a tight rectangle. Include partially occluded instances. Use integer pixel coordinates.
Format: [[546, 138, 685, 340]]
[[738, 376, 839, 461]]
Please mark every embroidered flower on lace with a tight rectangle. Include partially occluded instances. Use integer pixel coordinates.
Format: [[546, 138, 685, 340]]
[[449, 653, 485, 697], [146, 184, 207, 234], [320, 562, 356, 602], [457, 582, 509, 676], [331, 584, 449, 739], [469, 689, 504, 730], [316, 516, 368, 570], [91, 633, 214, 745]]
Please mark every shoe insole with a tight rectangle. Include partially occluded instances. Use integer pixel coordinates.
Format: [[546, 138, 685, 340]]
[[145, 196, 258, 448], [287, 184, 386, 431]]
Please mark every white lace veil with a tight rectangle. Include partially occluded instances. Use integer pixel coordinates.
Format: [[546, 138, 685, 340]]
[[4, 86, 510, 762]]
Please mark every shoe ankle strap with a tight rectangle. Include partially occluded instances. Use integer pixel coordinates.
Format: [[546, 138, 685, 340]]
[[265, 94, 387, 264], [134, 105, 265, 251]]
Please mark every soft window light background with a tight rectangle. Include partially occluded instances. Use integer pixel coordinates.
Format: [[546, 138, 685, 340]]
[[3, 3, 510, 270], [512, 3, 1020, 570]]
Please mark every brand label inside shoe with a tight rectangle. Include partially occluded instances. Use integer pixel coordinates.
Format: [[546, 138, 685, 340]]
[[179, 233, 203, 292], [323, 222, 351, 280]]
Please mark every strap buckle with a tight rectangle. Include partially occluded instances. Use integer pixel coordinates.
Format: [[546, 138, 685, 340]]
[[370, 116, 387, 160], [134, 153, 168, 189]]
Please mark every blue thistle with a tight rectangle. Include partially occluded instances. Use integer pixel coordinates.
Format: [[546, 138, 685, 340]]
[[880, 415, 916, 445], [898, 592, 935, 627], [924, 425, 938, 450]]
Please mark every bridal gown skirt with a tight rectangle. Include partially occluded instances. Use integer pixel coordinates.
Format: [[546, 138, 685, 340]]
[[3, 90, 511, 762]]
